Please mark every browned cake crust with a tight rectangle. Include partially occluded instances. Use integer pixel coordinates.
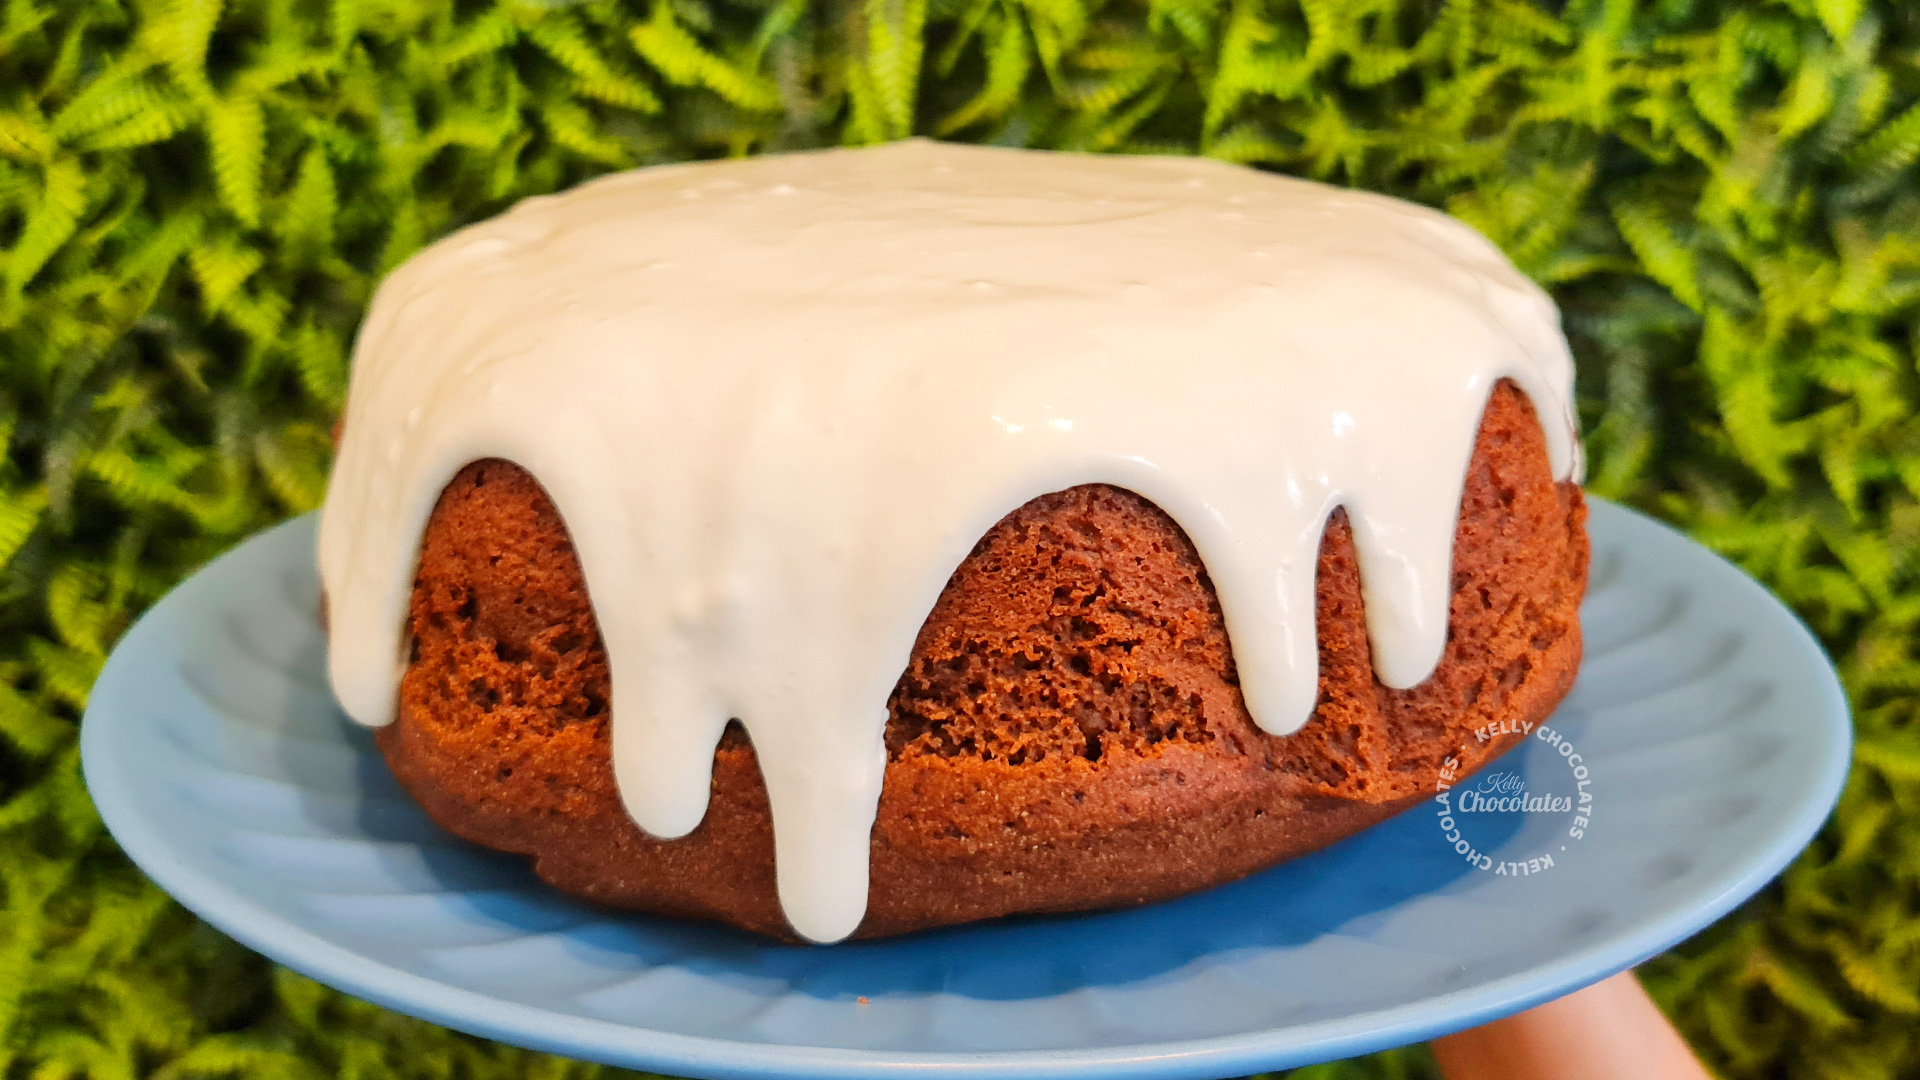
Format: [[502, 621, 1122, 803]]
[[375, 380, 1589, 940]]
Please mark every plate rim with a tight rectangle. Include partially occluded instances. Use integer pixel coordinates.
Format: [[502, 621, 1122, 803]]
[[81, 496, 1853, 1080]]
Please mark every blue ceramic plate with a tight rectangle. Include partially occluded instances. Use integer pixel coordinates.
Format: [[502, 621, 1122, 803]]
[[82, 498, 1850, 1080]]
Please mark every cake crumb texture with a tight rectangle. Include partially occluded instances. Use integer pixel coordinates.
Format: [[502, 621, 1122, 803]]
[[377, 380, 1588, 939]]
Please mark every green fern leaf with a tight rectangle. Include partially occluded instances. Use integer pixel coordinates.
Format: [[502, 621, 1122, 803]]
[[1849, 99, 1920, 179], [6, 157, 88, 294], [1777, 46, 1836, 140], [83, 444, 201, 515], [233, 45, 337, 96], [1855, 736, 1920, 782], [527, 16, 624, 86], [277, 147, 336, 256], [863, 0, 928, 139], [1831, 936, 1920, 1015], [1147, 0, 1220, 49], [574, 76, 663, 113], [749, 0, 808, 67], [0, 108, 57, 162], [25, 640, 101, 715], [205, 94, 265, 226], [541, 101, 631, 167], [50, 76, 176, 142], [0, 681, 68, 758], [0, 485, 48, 572], [152, 0, 226, 98], [82, 92, 200, 151], [1698, 309, 1795, 489], [936, 12, 1032, 135], [1205, 120, 1292, 164], [378, 196, 423, 275], [188, 239, 265, 315], [1814, 0, 1866, 45], [631, 3, 780, 113], [436, 11, 517, 70], [328, 0, 361, 52], [1753, 949, 1859, 1029], [290, 322, 347, 411], [253, 424, 332, 513], [151, 1035, 325, 1080], [1613, 199, 1704, 312], [45, 563, 109, 657]]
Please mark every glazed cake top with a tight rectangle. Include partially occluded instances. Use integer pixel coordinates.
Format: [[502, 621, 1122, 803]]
[[319, 139, 1580, 942]]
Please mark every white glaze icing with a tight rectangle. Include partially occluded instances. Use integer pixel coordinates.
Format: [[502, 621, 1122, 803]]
[[319, 139, 1580, 943]]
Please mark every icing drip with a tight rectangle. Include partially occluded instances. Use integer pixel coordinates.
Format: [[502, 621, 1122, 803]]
[[319, 139, 1581, 943]]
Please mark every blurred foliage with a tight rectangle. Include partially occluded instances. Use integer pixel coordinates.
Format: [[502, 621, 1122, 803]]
[[0, 0, 1917, 1077]]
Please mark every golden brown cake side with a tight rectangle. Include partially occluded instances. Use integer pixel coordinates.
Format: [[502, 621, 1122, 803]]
[[374, 380, 1589, 940]]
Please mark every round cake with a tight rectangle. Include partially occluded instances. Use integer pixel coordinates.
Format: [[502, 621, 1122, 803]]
[[320, 139, 1589, 943]]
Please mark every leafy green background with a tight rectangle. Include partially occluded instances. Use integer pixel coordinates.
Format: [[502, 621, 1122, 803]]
[[2, 0, 1916, 1076]]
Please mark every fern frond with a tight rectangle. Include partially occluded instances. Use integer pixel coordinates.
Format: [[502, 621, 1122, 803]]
[[1752, 949, 1859, 1029], [1849, 100, 1920, 179], [527, 16, 625, 87], [25, 639, 101, 715], [1812, 0, 1867, 47], [863, 0, 928, 139], [187, 239, 265, 315], [435, 10, 517, 70], [1613, 198, 1703, 312], [0, 108, 57, 161], [150, 0, 226, 99], [1776, 45, 1836, 140], [81, 92, 200, 151], [50, 76, 177, 142], [540, 101, 631, 167], [151, 1035, 325, 1080], [573, 76, 663, 113], [276, 147, 335, 257], [935, 11, 1031, 135], [204, 93, 265, 226], [1831, 936, 1920, 1015], [5, 156, 88, 293], [252, 423, 331, 513], [631, 3, 780, 113], [1855, 736, 1920, 782], [0, 485, 48, 572], [45, 562, 110, 657], [0, 680, 68, 758]]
